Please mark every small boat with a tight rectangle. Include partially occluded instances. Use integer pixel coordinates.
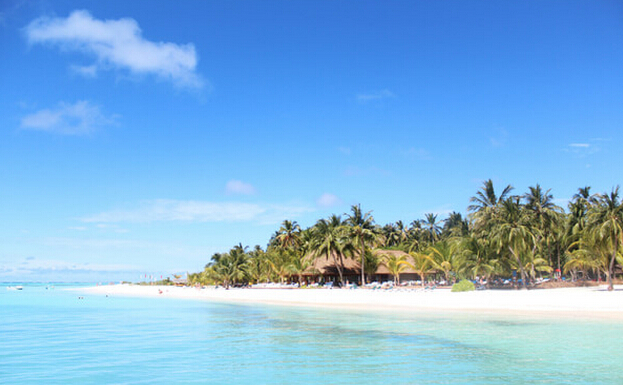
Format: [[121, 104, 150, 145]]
[[7, 286, 23, 291]]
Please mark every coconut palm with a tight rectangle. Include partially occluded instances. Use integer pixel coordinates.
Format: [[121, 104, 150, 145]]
[[587, 187, 623, 291], [383, 223, 401, 247], [564, 244, 606, 282], [443, 212, 469, 238], [287, 253, 316, 286], [395, 220, 410, 244], [523, 184, 563, 268], [345, 204, 383, 285], [212, 244, 249, 289], [310, 215, 350, 285], [428, 240, 457, 284], [275, 220, 302, 249], [491, 198, 535, 289], [455, 236, 497, 281], [468, 179, 514, 212], [246, 245, 271, 284], [422, 213, 442, 245], [408, 250, 435, 286], [364, 249, 381, 282], [468, 179, 514, 234], [379, 252, 410, 285], [267, 248, 296, 283]]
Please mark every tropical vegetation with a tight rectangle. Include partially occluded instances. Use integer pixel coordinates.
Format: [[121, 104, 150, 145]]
[[187, 181, 622, 291]]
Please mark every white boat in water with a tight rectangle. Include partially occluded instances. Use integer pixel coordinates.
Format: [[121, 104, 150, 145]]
[[7, 285, 23, 291]]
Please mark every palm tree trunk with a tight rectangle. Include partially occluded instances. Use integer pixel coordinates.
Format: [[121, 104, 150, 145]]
[[510, 246, 527, 289], [607, 242, 618, 291], [331, 252, 344, 285], [338, 252, 346, 285], [556, 244, 561, 278], [360, 239, 365, 285]]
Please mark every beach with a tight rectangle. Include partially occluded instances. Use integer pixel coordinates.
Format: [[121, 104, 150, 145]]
[[80, 284, 623, 319]]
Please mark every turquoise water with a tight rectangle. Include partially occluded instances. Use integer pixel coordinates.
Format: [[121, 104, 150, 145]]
[[2, 284, 622, 384]]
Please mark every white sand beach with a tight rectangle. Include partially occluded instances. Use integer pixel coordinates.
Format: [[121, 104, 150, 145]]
[[81, 284, 623, 319]]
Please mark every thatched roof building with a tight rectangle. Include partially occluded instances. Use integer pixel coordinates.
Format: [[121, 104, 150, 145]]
[[302, 249, 425, 284]]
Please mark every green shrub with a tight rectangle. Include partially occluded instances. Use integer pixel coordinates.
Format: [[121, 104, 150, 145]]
[[451, 279, 475, 292]]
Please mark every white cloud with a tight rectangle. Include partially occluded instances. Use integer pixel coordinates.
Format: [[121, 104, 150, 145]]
[[24, 10, 203, 88], [80, 199, 313, 225], [317, 193, 342, 208], [70, 64, 98, 77], [565, 141, 600, 157], [20, 100, 115, 135], [357, 89, 395, 102], [225, 180, 256, 195]]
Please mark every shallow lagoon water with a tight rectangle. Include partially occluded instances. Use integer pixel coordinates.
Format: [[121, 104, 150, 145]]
[[2, 283, 622, 384]]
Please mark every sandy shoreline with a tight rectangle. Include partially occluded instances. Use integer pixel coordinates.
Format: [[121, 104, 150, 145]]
[[78, 284, 623, 319]]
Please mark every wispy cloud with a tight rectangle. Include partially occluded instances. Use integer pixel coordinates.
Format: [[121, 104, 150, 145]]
[[316, 193, 342, 208], [565, 140, 603, 157], [356, 89, 395, 102], [225, 180, 256, 195], [20, 100, 115, 135], [70, 64, 98, 78], [80, 199, 314, 225], [24, 10, 203, 88]]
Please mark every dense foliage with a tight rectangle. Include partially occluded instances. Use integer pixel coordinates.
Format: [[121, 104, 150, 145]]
[[188, 181, 623, 291], [451, 280, 476, 292]]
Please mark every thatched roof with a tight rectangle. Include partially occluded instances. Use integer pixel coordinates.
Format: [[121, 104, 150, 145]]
[[303, 249, 420, 276], [304, 252, 360, 276]]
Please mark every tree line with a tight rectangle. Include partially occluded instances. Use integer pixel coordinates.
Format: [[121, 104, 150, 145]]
[[187, 180, 623, 291]]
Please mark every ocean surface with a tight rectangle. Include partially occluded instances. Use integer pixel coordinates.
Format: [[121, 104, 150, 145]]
[[2, 283, 622, 384]]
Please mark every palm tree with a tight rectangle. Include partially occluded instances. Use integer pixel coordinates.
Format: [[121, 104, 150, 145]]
[[310, 215, 349, 285], [468, 179, 514, 234], [267, 248, 296, 283], [275, 220, 302, 249], [379, 252, 410, 285], [246, 245, 271, 284], [468, 179, 514, 212], [455, 236, 497, 281], [382, 223, 401, 247], [428, 240, 457, 284], [422, 213, 442, 244], [212, 245, 249, 289], [364, 249, 381, 283], [345, 204, 383, 285], [492, 198, 535, 289], [587, 187, 623, 291], [408, 250, 435, 287], [395, 220, 410, 244], [287, 253, 316, 286], [523, 184, 563, 268], [443, 211, 469, 238], [564, 252, 602, 281]]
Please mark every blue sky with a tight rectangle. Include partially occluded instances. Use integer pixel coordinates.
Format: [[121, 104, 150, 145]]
[[1, 1, 621, 282]]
